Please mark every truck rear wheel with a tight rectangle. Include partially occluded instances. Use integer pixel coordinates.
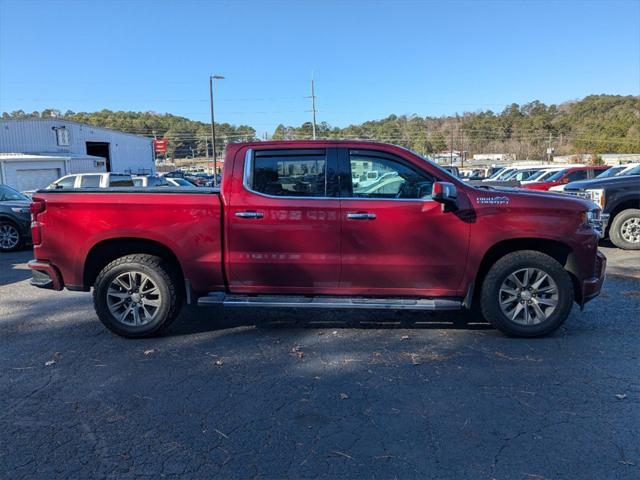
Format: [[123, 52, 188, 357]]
[[93, 254, 182, 338], [480, 250, 574, 337], [609, 209, 640, 250]]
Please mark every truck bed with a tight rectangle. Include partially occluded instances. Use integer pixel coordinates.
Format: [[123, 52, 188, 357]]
[[31, 188, 225, 295]]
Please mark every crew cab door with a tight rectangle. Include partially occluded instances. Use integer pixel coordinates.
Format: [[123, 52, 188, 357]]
[[226, 147, 341, 294], [338, 148, 470, 296]]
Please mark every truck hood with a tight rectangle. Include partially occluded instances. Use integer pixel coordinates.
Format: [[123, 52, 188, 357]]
[[471, 185, 596, 211], [565, 174, 640, 191]]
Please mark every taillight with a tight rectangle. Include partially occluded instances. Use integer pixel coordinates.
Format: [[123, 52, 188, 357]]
[[30, 199, 46, 220], [30, 199, 45, 246]]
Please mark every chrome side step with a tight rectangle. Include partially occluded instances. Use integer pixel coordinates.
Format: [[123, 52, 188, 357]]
[[197, 293, 462, 311]]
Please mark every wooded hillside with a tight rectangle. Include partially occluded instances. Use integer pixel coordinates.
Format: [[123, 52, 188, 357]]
[[3, 94, 638, 159]]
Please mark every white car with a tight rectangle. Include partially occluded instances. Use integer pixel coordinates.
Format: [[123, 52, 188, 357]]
[[132, 175, 170, 187], [166, 177, 197, 188], [48, 173, 134, 189]]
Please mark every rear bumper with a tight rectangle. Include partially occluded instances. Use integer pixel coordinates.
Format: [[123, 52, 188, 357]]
[[27, 260, 64, 291], [581, 250, 606, 305]]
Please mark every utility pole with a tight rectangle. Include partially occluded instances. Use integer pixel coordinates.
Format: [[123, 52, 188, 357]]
[[306, 78, 317, 140], [450, 128, 454, 165], [209, 74, 225, 185], [547, 132, 553, 163], [460, 129, 465, 169]]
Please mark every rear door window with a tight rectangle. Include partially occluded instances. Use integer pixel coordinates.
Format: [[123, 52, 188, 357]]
[[109, 175, 134, 187], [248, 149, 329, 197], [80, 175, 101, 188], [566, 170, 588, 182]]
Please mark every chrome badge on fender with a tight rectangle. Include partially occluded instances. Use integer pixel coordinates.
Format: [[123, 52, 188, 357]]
[[477, 196, 510, 205]]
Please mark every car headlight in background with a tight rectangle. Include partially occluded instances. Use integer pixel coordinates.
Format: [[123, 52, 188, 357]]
[[582, 209, 604, 237], [586, 188, 605, 209], [11, 207, 30, 214]]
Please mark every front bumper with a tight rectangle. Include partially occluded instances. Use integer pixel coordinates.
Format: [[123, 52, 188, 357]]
[[581, 250, 606, 305], [27, 260, 64, 291]]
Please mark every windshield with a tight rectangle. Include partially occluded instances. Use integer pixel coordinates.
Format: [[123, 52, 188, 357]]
[[596, 166, 624, 178], [525, 170, 548, 181], [623, 165, 640, 176], [547, 169, 570, 181], [0, 185, 29, 201], [538, 170, 562, 181], [485, 168, 506, 180]]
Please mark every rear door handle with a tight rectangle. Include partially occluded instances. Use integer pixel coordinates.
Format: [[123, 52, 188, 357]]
[[235, 211, 264, 219], [347, 212, 376, 220]]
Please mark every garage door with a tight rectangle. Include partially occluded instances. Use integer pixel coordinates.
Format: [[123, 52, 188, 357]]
[[16, 168, 62, 191]]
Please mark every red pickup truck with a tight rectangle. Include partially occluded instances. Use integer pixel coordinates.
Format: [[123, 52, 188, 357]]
[[28, 141, 606, 338]]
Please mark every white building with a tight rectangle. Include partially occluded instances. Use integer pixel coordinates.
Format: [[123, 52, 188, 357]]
[[0, 118, 154, 191], [472, 153, 516, 163]]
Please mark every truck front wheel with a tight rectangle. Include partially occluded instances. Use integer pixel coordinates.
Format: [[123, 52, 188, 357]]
[[480, 250, 574, 337], [93, 254, 182, 338], [609, 209, 640, 250]]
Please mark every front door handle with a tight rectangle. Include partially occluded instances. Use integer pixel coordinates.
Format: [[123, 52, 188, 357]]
[[235, 211, 264, 219], [347, 212, 376, 220]]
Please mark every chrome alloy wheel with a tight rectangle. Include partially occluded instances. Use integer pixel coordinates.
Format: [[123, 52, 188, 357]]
[[498, 268, 559, 325], [0, 224, 20, 250], [106, 271, 162, 326], [620, 217, 640, 244]]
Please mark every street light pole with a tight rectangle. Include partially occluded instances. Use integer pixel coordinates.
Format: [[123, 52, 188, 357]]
[[209, 74, 224, 186]]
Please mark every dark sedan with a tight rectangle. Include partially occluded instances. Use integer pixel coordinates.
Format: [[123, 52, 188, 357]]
[[0, 185, 31, 252]]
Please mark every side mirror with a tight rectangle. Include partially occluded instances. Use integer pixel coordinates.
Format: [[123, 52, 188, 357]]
[[432, 181, 457, 201]]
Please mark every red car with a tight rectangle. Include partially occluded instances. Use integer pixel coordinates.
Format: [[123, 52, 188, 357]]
[[522, 166, 610, 191], [28, 141, 606, 339]]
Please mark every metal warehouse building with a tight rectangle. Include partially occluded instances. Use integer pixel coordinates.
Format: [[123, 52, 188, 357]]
[[0, 118, 154, 191]]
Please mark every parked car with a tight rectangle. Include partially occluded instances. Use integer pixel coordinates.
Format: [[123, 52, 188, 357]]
[[595, 163, 639, 179], [28, 140, 605, 339], [564, 164, 640, 250], [522, 166, 610, 191], [441, 166, 460, 177], [166, 177, 197, 187], [162, 171, 186, 179], [132, 175, 170, 187], [0, 185, 31, 252], [48, 173, 134, 189], [520, 167, 566, 185]]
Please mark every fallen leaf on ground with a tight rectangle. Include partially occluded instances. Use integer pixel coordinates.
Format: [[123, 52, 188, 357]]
[[401, 335, 410, 341], [143, 349, 156, 356], [339, 393, 349, 400], [291, 346, 305, 358], [214, 359, 224, 366], [44, 352, 62, 367], [615, 394, 627, 400], [331, 450, 354, 460]]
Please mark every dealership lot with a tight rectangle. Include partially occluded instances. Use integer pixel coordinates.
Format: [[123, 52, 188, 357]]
[[1, 247, 638, 479]]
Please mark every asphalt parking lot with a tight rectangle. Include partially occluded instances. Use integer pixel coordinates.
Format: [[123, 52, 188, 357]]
[[1, 246, 638, 479]]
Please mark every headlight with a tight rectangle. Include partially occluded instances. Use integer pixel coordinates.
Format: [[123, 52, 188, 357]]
[[586, 188, 605, 209], [10, 207, 30, 214], [582, 209, 604, 237]]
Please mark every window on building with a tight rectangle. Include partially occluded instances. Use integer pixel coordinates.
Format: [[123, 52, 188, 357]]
[[55, 127, 70, 146]]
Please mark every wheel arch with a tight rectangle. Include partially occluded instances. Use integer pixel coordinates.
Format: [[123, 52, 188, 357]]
[[83, 238, 184, 290], [473, 238, 580, 305]]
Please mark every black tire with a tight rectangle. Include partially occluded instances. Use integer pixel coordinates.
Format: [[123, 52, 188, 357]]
[[93, 254, 182, 338], [0, 220, 23, 252], [480, 250, 574, 338], [609, 209, 640, 250]]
